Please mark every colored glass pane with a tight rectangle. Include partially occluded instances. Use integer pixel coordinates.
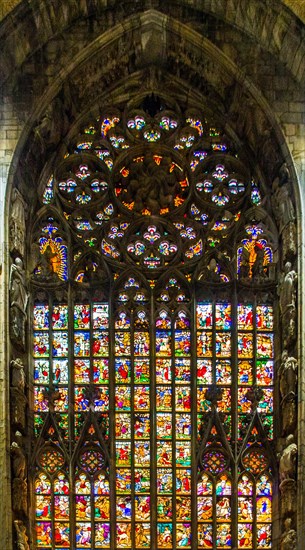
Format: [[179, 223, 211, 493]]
[[115, 358, 131, 383], [34, 332, 50, 357], [215, 304, 231, 330], [53, 358, 68, 384], [238, 305, 253, 330], [34, 359, 49, 384], [216, 360, 231, 384], [238, 361, 253, 385], [32, 105, 276, 550], [34, 305, 50, 330], [52, 332, 68, 356], [238, 333, 253, 358]]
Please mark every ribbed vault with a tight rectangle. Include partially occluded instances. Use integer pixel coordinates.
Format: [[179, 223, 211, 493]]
[[3, 1, 305, 27]]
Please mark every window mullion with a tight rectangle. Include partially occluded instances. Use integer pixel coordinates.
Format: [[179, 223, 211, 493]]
[[131, 307, 135, 550], [150, 288, 157, 550], [191, 296, 197, 550], [231, 283, 239, 549], [109, 289, 116, 550], [68, 288, 76, 549], [171, 309, 177, 549]]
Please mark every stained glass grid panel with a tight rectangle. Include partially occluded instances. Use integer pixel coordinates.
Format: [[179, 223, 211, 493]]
[[33, 295, 274, 548], [33, 106, 277, 550], [237, 304, 274, 441], [197, 301, 273, 548], [115, 304, 151, 549], [33, 302, 110, 548]]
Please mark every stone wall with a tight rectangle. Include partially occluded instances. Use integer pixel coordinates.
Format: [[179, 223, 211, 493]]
[[0, 1, 304, 547]]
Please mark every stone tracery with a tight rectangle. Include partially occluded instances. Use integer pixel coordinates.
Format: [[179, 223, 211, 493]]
[[1, 3, 302, 549]]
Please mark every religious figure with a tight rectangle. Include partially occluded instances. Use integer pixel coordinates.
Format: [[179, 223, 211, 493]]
[[279, 352, 297, 401], [280, 518, 297, 550], [12, 478, 28, 515], [11, 439, 28, 515], [279, 262, 297, 314], [271, 177, 295, 235], [279, 262, 297, 347], [35, 95, 70, 151], [279, 162, 290, 185], [252, 243, 266, 280], [31, 240, 64, 282], [11, 358, 26, 392], [10, 257, 28, 347], [10, 258, 28, 314], [9, 189, 27, 258], [207, 258, 221, 281], [14, 520, 30, 550], [281, 393, 296, 436], [279, 435, 297, 482], [11, 441, 26, 480], [282, 221, 297, 263], [10, 386, 27, 430], [239, 246, 250, 279]]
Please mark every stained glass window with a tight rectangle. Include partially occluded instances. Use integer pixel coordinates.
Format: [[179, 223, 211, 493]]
[[31, 97, 276, 549]]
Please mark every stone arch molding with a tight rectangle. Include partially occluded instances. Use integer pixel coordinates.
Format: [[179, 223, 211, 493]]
[[17, 9, 293, 186], [3, 4, 303, 550], [2, 0, 305, 85]]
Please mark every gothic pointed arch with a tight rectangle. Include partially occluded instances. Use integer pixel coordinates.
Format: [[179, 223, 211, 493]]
[[21, 86, 283, 549], [4, 4, 302, 550]]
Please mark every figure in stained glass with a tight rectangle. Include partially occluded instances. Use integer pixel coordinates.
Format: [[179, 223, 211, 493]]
[[31, 100, 277, 550]]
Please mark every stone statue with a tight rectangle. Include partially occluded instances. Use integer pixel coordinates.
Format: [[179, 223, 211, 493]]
[[12, 478, 27, 515], [207, 258, 221, 282], [282, 221, 297, 263], [14, 520, 30, 550], [279, 351, 297, 434], [35, 95, 70, 151], [281, 393, 296, 436], [279, 262, 297, 347], [279, 353, 297, 434], [11, 440, 28, 514], [11, 441, 26, 480], [279, 262, 297, 314], [11, 358, 26, 392], [272, 177, 295, 235], [279, 435, 297, 482], [10, 386, 27, 430], [280, 518, 297, 550], [280, 478, 297, 517], [9, 189, 27, 258], [279, 162, 290, 185], [10, 258, 28, 314], [279, 351, 297, 400], [273, 164, 297, 261], [9, 258, 28, 349]]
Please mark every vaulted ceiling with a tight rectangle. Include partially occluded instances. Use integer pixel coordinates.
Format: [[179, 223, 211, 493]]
[[1, 0, 305, 23]]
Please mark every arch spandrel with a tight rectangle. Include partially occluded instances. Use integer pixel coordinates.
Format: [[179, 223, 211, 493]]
[[15, 11, 288, 191], [2, 1, 305, 87]]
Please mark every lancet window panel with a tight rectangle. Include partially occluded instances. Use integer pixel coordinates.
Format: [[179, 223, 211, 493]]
[[31, 293, 274, 550], [30, 97, 278, 550], [196, 299, 274, 550]]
